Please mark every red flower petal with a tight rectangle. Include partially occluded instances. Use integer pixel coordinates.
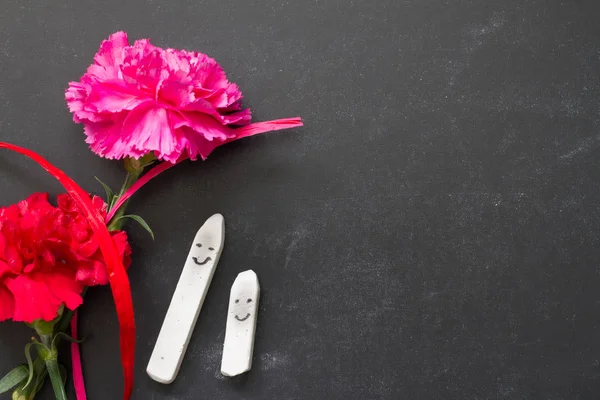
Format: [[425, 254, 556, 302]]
[[76, 260, 109, 286], [2, 243, 23, 274], [5, 274, 64, 323], [0, 260, 13, 280], [112, 231, 132, 270], [45, 270, 84, 310], [0, 285, 14, 321], [57, 192, 79, 213], [78, 239, 99, 258]]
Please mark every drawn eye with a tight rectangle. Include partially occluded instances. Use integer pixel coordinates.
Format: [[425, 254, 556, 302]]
[[246, 299, 252, 303], [195, 243, 202, 248], [208, 247, 214, 251], [235, 299, 239, 304]]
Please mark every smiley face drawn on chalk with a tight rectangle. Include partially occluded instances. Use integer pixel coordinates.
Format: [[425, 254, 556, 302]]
[[232, 297, 254, 322], [192, 242, 217, 266], [221, 270, 259, 377]]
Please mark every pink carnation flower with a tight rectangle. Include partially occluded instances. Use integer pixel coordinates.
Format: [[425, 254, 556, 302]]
[[66, 32, 254, 163]]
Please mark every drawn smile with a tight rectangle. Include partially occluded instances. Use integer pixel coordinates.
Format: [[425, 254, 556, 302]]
[[193, 257, 212, 266], [235, 313, 251, 322]]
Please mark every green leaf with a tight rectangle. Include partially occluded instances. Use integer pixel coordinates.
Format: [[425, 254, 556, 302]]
[[52, 332, 85, 347], [22, 343, 35, 389], [95, 177, 116, 209], [32, 363, 48, 395], [0, 365, 28, 394], [115, 214, 155, 240]]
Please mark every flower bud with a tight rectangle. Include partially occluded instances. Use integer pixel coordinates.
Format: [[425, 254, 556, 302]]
[[12, 388, 32, 400], [124, 154, 155, 174]]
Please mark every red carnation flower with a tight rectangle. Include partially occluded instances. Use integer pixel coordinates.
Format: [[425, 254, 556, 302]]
[[0, 193, 131, 323]]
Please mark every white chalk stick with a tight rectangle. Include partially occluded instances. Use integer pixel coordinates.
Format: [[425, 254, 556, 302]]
[[221, 270, 260, 377], [147, 214, 225, 384]]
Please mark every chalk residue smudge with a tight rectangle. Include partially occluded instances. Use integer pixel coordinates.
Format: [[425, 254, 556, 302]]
[[446, 12, 506, 86], [559, 134, 600, 160], [260, 351, 292, 372], [284, 225, 309, 269]]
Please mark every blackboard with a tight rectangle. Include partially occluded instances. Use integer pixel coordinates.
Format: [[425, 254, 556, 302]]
[[1, 1, 600, 399]]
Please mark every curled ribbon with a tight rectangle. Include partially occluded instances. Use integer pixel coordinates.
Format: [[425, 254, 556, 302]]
[[0, 142, 135, 400]]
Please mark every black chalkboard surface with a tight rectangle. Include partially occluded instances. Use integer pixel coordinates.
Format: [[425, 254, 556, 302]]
[[1, 1, 600, 399]]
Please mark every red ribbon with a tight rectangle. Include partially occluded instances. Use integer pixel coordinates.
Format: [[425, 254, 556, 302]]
[[0, 142, 135, 400]]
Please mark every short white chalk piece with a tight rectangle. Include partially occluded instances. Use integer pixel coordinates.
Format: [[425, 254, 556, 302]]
[[220, 270, 260, 377], [147, 214, 225, 384]]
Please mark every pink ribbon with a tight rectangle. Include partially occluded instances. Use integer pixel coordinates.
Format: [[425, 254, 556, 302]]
[[71, 311, 87, 400]]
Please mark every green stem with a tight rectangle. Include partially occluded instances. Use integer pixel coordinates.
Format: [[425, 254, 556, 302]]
[[55, 308, 74, 336], [44, 359, 65, 400], [107, 170, 141, 231], [107, 155, 154, 231], [37, 335, 65, 400]]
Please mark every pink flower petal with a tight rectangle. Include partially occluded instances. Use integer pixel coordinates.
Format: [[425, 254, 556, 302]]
[[94, 31, 129, 68], [66, 82, 92, 122], [218, 108, 252, 125], [172, 110, 235, 141], [159, 80, 193, 108], [177, 126, 221, 160], [122, 104, 179, 162], [86, 81, 148, 113], [83, 112, 150, 160]]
